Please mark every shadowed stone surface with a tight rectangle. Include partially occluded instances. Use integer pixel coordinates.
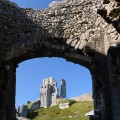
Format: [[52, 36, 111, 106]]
[[28, 100, 40, 115], [60, 79, 66, 98], [1, 0, 120, 120], [18, 105, 27, 118]]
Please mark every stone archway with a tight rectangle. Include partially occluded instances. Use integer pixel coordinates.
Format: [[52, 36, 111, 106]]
[[1, 0, 120, 120], [15, 57, 93, 113]]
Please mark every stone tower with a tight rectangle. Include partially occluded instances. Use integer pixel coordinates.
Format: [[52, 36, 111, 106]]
[[40, 77, 59, 108], [60, 79, 66, 98]]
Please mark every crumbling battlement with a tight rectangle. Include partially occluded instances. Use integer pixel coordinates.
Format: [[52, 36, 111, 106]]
[[40, 77, 66, 108]]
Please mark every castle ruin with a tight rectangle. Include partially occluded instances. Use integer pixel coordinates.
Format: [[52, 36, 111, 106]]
[[40, 77, 66, 108], [60, 79, 66, 98], [2, 0, 120, 119]]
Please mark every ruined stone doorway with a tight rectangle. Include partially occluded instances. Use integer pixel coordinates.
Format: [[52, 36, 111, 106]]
[[0, 0, 115, 119], [16, 57, 92, 110]]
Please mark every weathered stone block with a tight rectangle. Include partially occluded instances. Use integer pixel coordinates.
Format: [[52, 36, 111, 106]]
[[59, 102, 70, 109], [18, 105, 27, 118], [28, 100, 40, 114]]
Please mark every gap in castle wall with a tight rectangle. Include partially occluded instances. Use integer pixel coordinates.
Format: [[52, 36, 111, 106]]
[[16, 57, 92, 108]]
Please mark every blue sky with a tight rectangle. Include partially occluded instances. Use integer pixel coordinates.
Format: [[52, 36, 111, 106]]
[[16, 58, 92, 108], [10, 0, 61, 9], [9, 0, 92, 108]]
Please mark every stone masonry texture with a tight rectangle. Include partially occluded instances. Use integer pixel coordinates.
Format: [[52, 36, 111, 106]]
[[1, 0, 120, 120]]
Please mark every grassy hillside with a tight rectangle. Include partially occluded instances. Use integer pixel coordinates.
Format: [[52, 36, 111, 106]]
[[28, 101, 93, 120]]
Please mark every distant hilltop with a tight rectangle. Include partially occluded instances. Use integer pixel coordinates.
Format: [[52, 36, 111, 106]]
[[70, 93, 93, 102]]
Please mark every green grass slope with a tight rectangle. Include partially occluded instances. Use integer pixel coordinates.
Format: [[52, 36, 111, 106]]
[[28, 101, 93, 120]]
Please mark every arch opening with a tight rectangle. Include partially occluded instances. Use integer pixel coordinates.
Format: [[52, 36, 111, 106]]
[[0, 0, 116, 120], [16, 57, 93, 119]]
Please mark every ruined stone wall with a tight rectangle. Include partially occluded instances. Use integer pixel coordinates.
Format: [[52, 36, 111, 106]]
[[60, 79, 66, 98], [70, 93, 93, 102], [1, 0, 120, 120], [40, 77, 59, 108], [0, 0, 115, 64], [98, 0, 120, 45]]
